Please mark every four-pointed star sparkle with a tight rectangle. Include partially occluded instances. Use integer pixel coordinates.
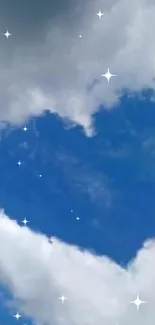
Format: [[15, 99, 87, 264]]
[[101, 68, 117, 83], [130, 294, 146, 311], [96, 10, 104, 19], [13, 313, 22, 320], [21, 218, 29, 226], [3, 30, 12, 39], [58, 295, 67, 304]]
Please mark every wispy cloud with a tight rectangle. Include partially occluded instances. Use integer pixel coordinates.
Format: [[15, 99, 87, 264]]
[[55, 151, 112, 207]]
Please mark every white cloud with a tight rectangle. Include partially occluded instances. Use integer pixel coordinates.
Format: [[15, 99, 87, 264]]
[[1, 0, 155, 135], [0, 210, 155, 325]]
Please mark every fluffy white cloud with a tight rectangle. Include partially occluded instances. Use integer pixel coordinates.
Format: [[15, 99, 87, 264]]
[[0, 210, 155, 325], [1, 0, 155, 135]]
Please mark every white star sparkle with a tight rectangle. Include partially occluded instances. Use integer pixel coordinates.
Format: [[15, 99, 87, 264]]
[[23, 126, 28, 132], [101, 68, 116, 83], [58, 295, 67, 304], [130, 294, 146, 311], [13, 313, 22, 320], [78, 35, 82, 38], [96, 10, 104, 19], [17, 161, 21, 166], [21, 218, 29, 226], [76, 217, 80, 220], [3, 30, 12, 39]]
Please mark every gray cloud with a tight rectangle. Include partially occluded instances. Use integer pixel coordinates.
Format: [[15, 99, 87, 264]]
[[0, 0, 155, 135]]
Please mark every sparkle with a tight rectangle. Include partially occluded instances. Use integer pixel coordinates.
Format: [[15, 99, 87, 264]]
[[22, 218, 29, 226], [13, 313, 22, 320], [3, 30, 12, 39], [96, 10, 104, 19], [58, 295, 67, 304], [76, 217, 80, 220], [71, 209, 73, 213], [39, 174, 42, 178], [130, 295, 146, 311], [17, 161, 21, 166], [23, 126, 28, 132], [101, 68, 116, 83], [78, 35, 82, 38]]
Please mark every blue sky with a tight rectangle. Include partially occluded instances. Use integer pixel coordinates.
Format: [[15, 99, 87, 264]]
[[1, 1, 155, 325], [1, 90, 155, 261], [1, 90, 155, 324]]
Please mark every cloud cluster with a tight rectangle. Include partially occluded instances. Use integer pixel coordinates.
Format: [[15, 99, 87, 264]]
[[1, 0, 155, 135], [0, 210, 155, 325]]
